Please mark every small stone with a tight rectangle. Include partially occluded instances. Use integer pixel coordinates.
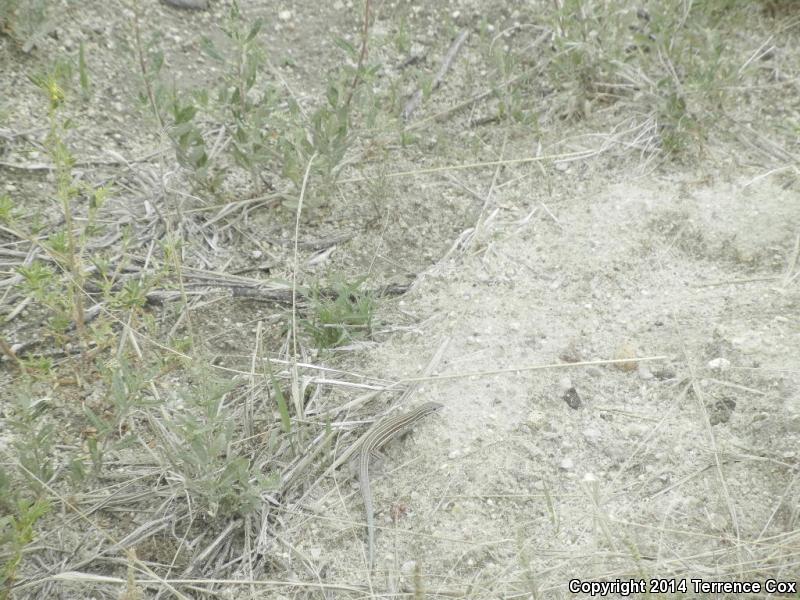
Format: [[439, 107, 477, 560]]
[[637, 364, 654, 380], [559, 341, 583, 363], [586, 366, 603, 378], [583, 427, 601, 443], [653, 366, 677, 380], [708, 397, 736, 425], [161, 0, 209, 9], [278, 10, 292, 20], [527, 410, 547, 429], [563, 387, 581, 410], [707, 357, 731, 371], [613, 341, 638, 372], [558, 376, 573, 392], [560, 457, 574, 470]]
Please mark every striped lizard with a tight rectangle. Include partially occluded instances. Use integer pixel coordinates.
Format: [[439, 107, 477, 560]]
[[326, 401, 443, 571]]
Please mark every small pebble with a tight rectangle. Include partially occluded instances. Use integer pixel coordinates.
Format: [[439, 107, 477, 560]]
[[563, 387, 581, 409], [161, 0, 209, 9], [707, 357, 731, 371], [560, 457, 574, 470], [583, 427, 601, 443]]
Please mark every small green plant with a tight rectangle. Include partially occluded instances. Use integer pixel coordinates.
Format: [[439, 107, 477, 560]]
[[20, 61, 111, 343], [151, 372, 275, 517], [11, 60, 141, 359], [656, 89, 700, 158], [12, 423, 55, 494], [394, 15, 411, 54], [135, 1, 283, 195], [0, 490, 50, 598], [540, 0, 740, 158], [7, 389, 55, 494], [545, 0, 635, 121], [488, 43, 538, 125], [0, 0, 50, 51], [303, 277, 376, 349], [206, 3, 273, 192], [79, 359, 155, 476], [0, 194, 13, 223], [280, 83, 351, 190], [30, 62, 88, 336], [135, 0, 374, 202], [130, 14, 219, 193]]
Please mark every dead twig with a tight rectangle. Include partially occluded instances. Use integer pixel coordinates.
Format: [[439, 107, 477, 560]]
[[402, 29, 470, 122], [229, 280, 412, 304], [343, 0, 371, 111], [0, 150, 162, 172], [405, 29, 551, 130], [0, 334, 28, 372]]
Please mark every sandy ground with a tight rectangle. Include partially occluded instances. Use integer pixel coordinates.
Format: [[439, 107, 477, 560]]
[[291, 172, 800, 594]]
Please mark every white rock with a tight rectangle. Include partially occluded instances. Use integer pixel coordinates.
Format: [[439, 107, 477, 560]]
[[707, 357, 731, 371], [278, 10, 292, 20], [582, 427, 601, 443], [559, 457, 574, 470]]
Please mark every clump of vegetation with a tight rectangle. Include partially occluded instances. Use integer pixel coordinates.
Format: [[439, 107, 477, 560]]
[[7, 59, 152, 373], [0, 0, 50, 51], [0, 470, 50, 598], [303, 277, 376, 349], [134, 0, 378, 202], [534, 0, 749, 158], [150, 369, 277, 518]]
